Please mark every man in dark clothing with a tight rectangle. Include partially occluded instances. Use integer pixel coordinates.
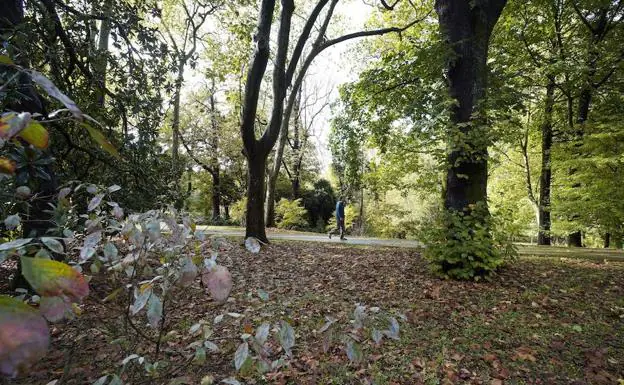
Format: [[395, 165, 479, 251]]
[[328, 198, 347, 240]]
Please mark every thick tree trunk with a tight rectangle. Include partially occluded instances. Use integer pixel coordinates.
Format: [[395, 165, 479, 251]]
[[2, 0, 58, 290], [436, 0, 506, 213], [537, 81, 555, 245], [245, 155, 268, 243]]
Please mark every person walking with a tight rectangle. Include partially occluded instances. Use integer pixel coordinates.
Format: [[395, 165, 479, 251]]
[[329, 197, 347, 240]]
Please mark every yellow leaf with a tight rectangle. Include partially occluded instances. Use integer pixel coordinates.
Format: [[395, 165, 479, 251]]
[[18, 122, 49, 149], [0, 158, 16, 175], [20, 257, 89, 301]]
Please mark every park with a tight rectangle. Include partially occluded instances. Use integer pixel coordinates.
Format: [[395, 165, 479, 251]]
[[0, 0, 623, 383]]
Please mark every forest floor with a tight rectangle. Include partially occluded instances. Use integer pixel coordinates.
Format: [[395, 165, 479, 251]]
[[2, 241, 624, 385]]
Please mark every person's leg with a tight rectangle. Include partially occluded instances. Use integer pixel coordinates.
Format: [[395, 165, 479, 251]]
[[339, 218, 346, 240], [328, 219, 339, 239]]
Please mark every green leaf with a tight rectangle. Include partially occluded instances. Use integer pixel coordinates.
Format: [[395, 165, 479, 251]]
[[278, 320, 295, 354], [0, 55, 14, 65], [193, 347, 206, 365], [82, 123, 120, 159], [234, 341, 249, 371], [257, 289, 269, 301], [0, 238, 32, 251], [41, 237, 64, 254], [147, 294, 162, 328], [255, 322, 271, 345], [4, 214, 20, 230], [92, 375, 108, 385], [345, 339, 363, 364]]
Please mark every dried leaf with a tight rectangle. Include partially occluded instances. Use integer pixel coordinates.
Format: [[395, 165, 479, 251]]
[[201, 265, 232, 303], [0, 158, 16, 175]]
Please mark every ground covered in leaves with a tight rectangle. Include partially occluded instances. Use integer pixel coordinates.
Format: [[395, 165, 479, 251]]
[[2, 241, 624, 385]]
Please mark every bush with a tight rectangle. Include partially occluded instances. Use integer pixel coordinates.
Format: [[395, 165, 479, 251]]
[[419, 202, 517, 280], [302, 179, 336, 228], [275, 198, 308, 230], [230, 197, 247, 226]]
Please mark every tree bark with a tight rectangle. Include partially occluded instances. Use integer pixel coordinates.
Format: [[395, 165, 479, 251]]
[[604, 233, 611, 248], [93, 0, 112, 106], [209, 83, 221, 220], [436, 0, 507, 213], [245, 155, 268, 242], [172, 58, 185, 166], [2, 0, 59, 290], [537, 81, 555, 245]]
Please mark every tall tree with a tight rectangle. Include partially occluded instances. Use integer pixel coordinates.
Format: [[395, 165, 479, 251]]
[[240, 0, 421, 242], [434, 0, 507, 274]]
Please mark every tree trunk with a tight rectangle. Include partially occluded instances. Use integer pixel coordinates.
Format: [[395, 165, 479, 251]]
[[264, 128, 286, 227], [604, 233, 611, 248], [537, 81, 555, 245], [93, 0, 112, 106], [1, 0, 58, 290], [171, 59, 185, 166], [209, 83, 221, 220], [436, 0, 506, 213], [245, 155, 268, 243]]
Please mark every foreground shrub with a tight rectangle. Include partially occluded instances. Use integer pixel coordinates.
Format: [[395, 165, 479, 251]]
[[419, 202, 517, 280]]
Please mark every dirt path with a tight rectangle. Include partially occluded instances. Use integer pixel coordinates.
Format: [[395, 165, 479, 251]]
[[201, 226, 624, 262]]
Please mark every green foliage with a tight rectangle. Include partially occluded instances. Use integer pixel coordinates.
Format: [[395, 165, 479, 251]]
[[420, 203, 517, 280], [230, 197, 247, 226], [302, 179, 336, 229], [275, 198, 308, 230]]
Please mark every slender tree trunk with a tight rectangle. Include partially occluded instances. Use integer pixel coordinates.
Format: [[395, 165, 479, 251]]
[[264, 128, 287, 227], [604, 233, 611, 248], [172, 59, 185, 166], [245, 155, 268, 242], [209, 84, 221, 220], [94, 0, 112, 106], [538, 81, 555, 245], [224, 205, 230, 220]]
